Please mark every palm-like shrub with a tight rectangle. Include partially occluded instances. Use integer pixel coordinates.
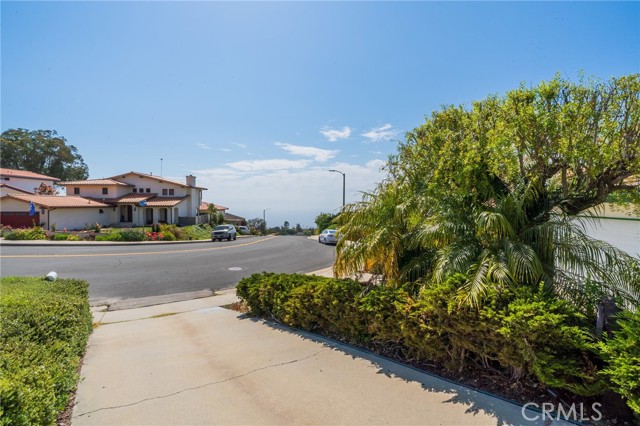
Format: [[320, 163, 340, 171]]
[[409, 183, 640, 308]]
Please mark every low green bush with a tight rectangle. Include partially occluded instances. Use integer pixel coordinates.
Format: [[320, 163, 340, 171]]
[[160, 224, 185, 240], [599, 311, 640, 414], [118, 229, 144, 241], [95, 233, 121, 241], [237, 273, 604, 397], [51, 233, 82, 241], [3, 227, 47, 240], [0, 277, 92, 426]]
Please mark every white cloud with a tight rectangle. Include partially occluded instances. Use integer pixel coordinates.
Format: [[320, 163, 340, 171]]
[[320, 126, 352, 142], [193, 159, 388, 227], [196, 142, 212, 150], [227, 159, 311, 172], [233, 143, 247, 149], [275, 142, 338, 162], [220, 148, 232, 152], [362, 124, 399, 142]]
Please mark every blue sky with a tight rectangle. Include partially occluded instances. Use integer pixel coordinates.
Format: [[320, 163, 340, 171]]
[[2, 1, 639, 227]]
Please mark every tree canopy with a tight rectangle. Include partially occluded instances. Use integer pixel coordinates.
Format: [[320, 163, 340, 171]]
[[336, 74, 640, 309], [314, 212, 338, 231], [0, 129, 89, 181]]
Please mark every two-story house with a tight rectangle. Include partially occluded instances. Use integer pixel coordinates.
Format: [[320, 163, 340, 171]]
[[61, 172, 207, 228], [0, 170, 207, 230]]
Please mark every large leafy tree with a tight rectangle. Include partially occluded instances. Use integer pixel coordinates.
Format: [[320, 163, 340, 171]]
[[314, 212, 338, 231], [336, 74, 640, 308], [0, 129, 89, 181]]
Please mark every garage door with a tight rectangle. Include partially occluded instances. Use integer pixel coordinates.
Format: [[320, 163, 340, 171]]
[[1, 212, 40, 228]]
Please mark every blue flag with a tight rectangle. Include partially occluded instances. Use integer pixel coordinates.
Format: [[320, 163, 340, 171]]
[[28, 202, 36, 216], [139, 200, 147, 207]]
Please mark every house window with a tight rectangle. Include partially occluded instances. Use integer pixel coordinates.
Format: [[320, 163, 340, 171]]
[[4, 177, 9, 181], [102, 188, 108, 195], [99, 209, 104, 214], [73, 187, 80, 195], [146, 188, 150, 193], [139, 188, 144, 193], [133, 188, 138, 193], [169, 189, 174, 195], [162, 189, 168, 195]]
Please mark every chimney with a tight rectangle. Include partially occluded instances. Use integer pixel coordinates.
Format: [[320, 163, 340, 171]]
[[186, 175, 196, 187]]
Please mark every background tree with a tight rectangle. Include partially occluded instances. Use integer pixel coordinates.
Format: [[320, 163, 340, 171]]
[[1, 129, 89, 181], [33, 182, 57, 195], [246, 218, 266, 235], [314, 212, 337, 231], [206, 204, 225, 227], [336, 74, 640, 309]]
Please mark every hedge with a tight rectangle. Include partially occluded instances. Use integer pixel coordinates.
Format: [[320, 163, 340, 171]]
[[0, 277, 93, 425], [237, 273, 624, 404]]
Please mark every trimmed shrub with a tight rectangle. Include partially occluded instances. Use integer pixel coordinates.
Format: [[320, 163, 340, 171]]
[[237, 273, 604, 397], [0, 277, 92, 425], [599, 311, 640, 414]]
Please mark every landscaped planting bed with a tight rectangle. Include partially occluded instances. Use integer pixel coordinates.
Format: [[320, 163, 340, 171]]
[[0, 277, 92, 426]]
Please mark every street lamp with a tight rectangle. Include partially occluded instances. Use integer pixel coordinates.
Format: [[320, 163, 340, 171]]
[[329, 169, 345, 208], [263, 208, 270, 234]]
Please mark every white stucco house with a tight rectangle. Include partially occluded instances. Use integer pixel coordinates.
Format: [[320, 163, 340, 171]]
[[0, 170, 208, 230]]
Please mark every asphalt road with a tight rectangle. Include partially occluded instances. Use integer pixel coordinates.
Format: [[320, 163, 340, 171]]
[[0, 236, 336, 303]]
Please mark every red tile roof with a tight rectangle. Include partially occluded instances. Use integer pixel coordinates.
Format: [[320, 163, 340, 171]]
[[115, 193, 157, 204], [61, 179, 133, 186], [199, 201, 228, 212], [5, 194, 111, 208], [145, 197, 187, 207], [0, 168, 60, 182]]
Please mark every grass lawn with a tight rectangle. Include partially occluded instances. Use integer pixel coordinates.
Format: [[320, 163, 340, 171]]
[[0, 277, 92, 426]]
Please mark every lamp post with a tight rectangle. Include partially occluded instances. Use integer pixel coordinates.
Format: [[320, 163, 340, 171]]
[[329, 169, 345, 209], [263, 208, 270, 235]]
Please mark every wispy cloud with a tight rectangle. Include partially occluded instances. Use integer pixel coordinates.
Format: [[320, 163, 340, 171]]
[[275, 142, 338, 162], [193, 159, 388, 227], [227, 159, 311, 172], [362, 124, 398, 142], [233, 143, 247, 149], [196, 142, 212, 150], [320, 126, 352, 142], [220, 148, 232, 152]]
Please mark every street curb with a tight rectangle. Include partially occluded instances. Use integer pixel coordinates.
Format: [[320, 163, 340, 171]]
[[0, 236, 253, 247]]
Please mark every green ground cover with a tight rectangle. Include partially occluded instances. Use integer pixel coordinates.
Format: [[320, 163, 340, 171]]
[[0, 277, 92, 425]]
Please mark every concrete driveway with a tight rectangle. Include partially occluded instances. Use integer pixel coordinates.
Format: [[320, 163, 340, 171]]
[[72, 291, 571, 426]]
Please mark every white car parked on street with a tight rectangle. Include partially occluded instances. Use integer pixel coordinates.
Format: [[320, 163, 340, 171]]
[[318, 229, 338, 245], [212, 225, 237, 241]]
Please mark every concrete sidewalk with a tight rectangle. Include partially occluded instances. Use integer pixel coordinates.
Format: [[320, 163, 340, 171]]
[[73, 289, 571, 425]]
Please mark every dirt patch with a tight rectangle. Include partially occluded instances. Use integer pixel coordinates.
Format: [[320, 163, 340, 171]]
[[221, 301, 249, 313]]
